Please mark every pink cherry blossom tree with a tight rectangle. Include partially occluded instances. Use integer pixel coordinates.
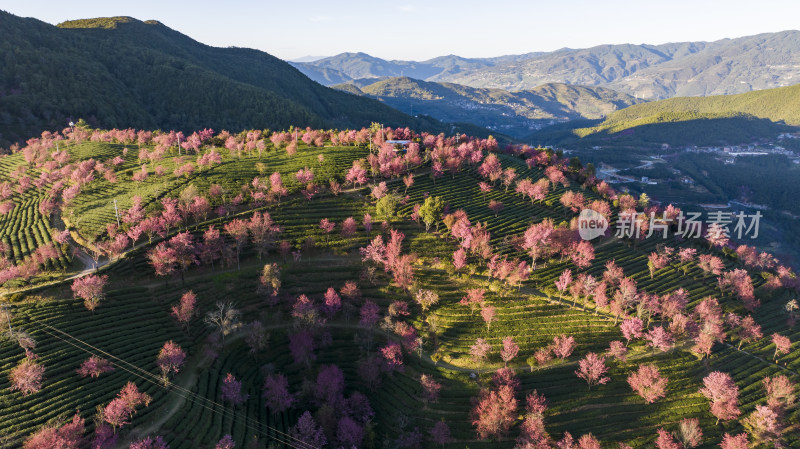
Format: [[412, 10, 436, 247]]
[[575, 352, 610, 390], [23, 412, 85, 449], [742, 405, 780, 446], [380, 342, 404, 372], [607, 340, 628, 362], [771, 333, 791, 360], [263, 373, 294, 413], [645, 327, 674, 353], [170, 291, 196, 330], [420, 374, 442, 404], [470, 338, 492, 365], [763, 374, 796, 410], [215, 435, 235, 449], [9, 358, 44, 396], [460, 288, 485, 316], [700, 371, 740, 424], [555, 269, 572, 298], [322, 287, 342, 318], [319, 218, 335, 243], [720, 433, 749, 449], [315, 364, 345, 405], [570, 240, 595, 269], [430, 421, 451, 448], [71, 274, 108, 312], [654, 429, 681, 449], [337, 417, 364, 447], [223, 219, 249, 270], [77, 356, 114, 378], [471, 384, 518, 440], [290, 411, 326, 448], [500, 336, 519, 366], [620, 318, 644, 346], [341, 217, 357, 239], [221, 373, 248, 407], [627, 364, 667, 403], [147, 243, 177, 282], [156, 341, 185, 384], [552, 334, 575, 360], [481, 305, 497, 332], [129, 436, 168, 449]]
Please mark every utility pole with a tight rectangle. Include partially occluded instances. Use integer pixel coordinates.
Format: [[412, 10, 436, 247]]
[[1, 304, 12, 337], [113, 198, 120, 227]]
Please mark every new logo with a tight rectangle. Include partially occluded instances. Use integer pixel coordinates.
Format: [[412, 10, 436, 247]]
[[578, 209, 608, 240]]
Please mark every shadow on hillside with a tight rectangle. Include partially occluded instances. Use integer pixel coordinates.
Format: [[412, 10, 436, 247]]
[[532, 115, 795, 147], [578, 116, 794, 147]]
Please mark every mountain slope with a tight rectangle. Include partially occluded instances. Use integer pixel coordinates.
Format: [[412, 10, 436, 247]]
[[445, 42, 707, 91], [0, 13, 448, 145], [336, 77, 642, 138], [294, 31, 800, 100], [555, 83, 800, 146], [607, 31, 800, 99], [582, 82, 800, 129]]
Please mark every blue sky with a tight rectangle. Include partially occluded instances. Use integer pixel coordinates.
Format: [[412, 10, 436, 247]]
[[4, 0, 800, 61]]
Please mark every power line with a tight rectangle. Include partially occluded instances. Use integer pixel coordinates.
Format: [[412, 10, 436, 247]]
[[32, 323, 312, 449], [1, 304, 12, 336], [29, 321, 318, 449]]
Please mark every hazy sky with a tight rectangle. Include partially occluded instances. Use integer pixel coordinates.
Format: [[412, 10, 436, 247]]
[[4, 0, 800, 61]]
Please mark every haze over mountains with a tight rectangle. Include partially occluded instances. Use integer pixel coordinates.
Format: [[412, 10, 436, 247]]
[[334, 77, 642, 138], [292, 31, 800, 100]]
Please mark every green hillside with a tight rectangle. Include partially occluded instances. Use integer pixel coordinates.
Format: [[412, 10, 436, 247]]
[[1, 125, 798, 448], [0, 13, 453, 146], [561, 83, 800, 146]]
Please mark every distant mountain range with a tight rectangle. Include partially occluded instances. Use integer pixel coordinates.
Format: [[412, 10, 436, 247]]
[[333, 77, 642, 138], [292, 52, 536, 86], [289, 55, 329, 63], [291, 31, 800, 100], [0, 12, 487, 146]]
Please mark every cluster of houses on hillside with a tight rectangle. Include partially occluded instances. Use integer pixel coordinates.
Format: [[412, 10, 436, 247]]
[[682, 143, 799, 164]]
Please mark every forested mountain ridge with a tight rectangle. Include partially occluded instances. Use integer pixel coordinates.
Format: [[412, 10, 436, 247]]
[[0, 12, 469, 146]]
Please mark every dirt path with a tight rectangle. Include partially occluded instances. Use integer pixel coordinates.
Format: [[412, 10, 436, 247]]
[[130, 253, 354, 291], [117, 332, 246, 447], [115, 319, 475, 449]]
